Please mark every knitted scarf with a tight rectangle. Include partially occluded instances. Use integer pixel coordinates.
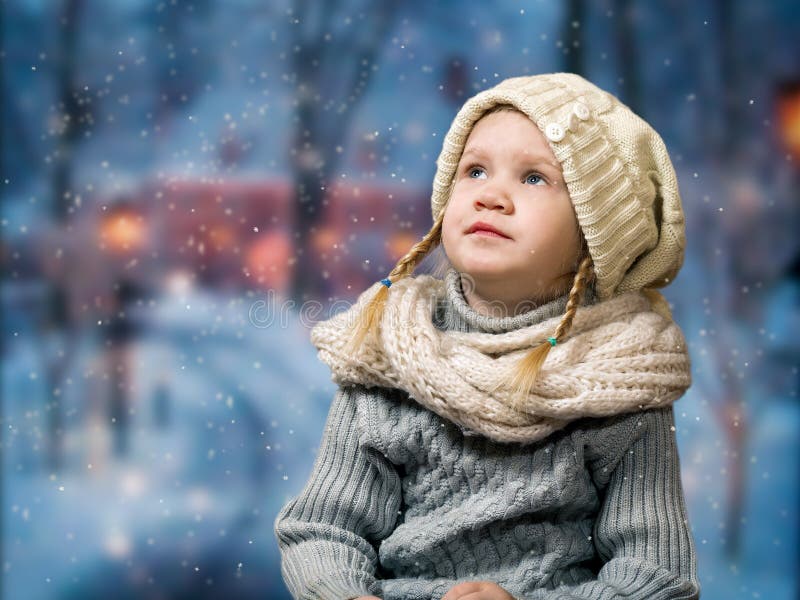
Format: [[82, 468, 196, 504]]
[[310, 274, 692, 444]]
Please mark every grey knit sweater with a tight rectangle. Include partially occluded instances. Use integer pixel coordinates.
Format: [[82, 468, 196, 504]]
[[274, 270, 700, 600]]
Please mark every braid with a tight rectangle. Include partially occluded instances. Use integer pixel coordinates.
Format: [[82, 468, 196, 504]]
[[505, 254, 596, 412], [552, 254, 595, 342], [387, 210, 444, 280], [344, 211, 445, 355]]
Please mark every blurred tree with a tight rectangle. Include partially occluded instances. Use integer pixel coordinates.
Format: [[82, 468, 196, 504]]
[[105, 278, 143, 457], [286, 0, 402, 301], [703, 0, 795, 559], [0, 2, 48, 194], [562, 0, 586, 77], [715, 0, 740, 163], [40, 0, 88, 472], [440, 55, 470, 107], [611, 0, 642, 113], [150, 0, 214, 136]]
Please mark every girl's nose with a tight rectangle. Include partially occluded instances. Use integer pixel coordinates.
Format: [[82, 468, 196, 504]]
[[473, 184, 512, 212]]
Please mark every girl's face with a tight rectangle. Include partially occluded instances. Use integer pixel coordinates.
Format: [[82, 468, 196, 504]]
[[441, 109, 582, 309]]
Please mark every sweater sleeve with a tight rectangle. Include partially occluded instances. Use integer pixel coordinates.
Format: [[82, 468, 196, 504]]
[[530, 406, 700, 600], [273, 385, 402, 600]]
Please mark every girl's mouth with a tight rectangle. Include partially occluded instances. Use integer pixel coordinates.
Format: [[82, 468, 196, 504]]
[[466, 221, 511, 239], [470, 229, 509, 238]]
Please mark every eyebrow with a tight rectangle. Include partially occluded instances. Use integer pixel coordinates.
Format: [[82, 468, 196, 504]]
[[461, 146, 561, 172]]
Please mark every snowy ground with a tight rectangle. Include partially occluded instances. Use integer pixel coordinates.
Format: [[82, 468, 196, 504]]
[[2, 285, 333, 599]]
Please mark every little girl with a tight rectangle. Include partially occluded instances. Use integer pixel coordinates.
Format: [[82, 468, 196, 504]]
[[274, 73, 699, 600]]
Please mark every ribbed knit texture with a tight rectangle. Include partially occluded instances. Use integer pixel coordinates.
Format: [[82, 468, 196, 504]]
[[274, 272, 700, 600]]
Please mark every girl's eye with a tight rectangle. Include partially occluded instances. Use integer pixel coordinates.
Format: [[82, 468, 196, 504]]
[[467, 166, 487, 179], [526, 173, 545, 185]]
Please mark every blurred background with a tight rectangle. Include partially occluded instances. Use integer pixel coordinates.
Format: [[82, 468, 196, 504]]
[[1, 0, 799, 599]]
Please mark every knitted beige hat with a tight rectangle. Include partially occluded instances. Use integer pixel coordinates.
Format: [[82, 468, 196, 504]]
[[431, 72, 686, 300]]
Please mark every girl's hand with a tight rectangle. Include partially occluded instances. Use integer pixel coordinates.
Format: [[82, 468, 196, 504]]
[[440, 581, 517, 600]]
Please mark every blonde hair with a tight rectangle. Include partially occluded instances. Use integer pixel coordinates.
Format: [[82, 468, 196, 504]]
[[343, 209, 445, 354], [344, 104, 597, 410]]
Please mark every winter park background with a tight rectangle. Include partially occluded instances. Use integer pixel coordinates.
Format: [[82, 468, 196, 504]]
[[2, 1, 799, 599]]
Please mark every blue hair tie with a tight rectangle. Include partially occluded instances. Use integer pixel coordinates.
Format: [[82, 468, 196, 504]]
[[380, 277, 392, 288], [547, 336, 557, 347]]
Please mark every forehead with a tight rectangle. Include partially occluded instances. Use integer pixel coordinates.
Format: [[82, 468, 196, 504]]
[[462, 111, 560, 169]]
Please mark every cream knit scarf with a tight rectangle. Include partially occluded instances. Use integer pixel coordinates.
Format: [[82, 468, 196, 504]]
[[311, 274, 691, 444]]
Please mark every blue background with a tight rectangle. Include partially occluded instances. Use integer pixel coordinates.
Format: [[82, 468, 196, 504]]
[[2, 1, 799, 598]]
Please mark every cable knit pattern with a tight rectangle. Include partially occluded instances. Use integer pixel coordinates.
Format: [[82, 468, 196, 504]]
[[274, 271, 699, 600], [310, 270, 691, 444]]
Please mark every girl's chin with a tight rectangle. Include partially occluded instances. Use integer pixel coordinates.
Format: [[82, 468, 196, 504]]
[[456, 264, 521, 281]]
